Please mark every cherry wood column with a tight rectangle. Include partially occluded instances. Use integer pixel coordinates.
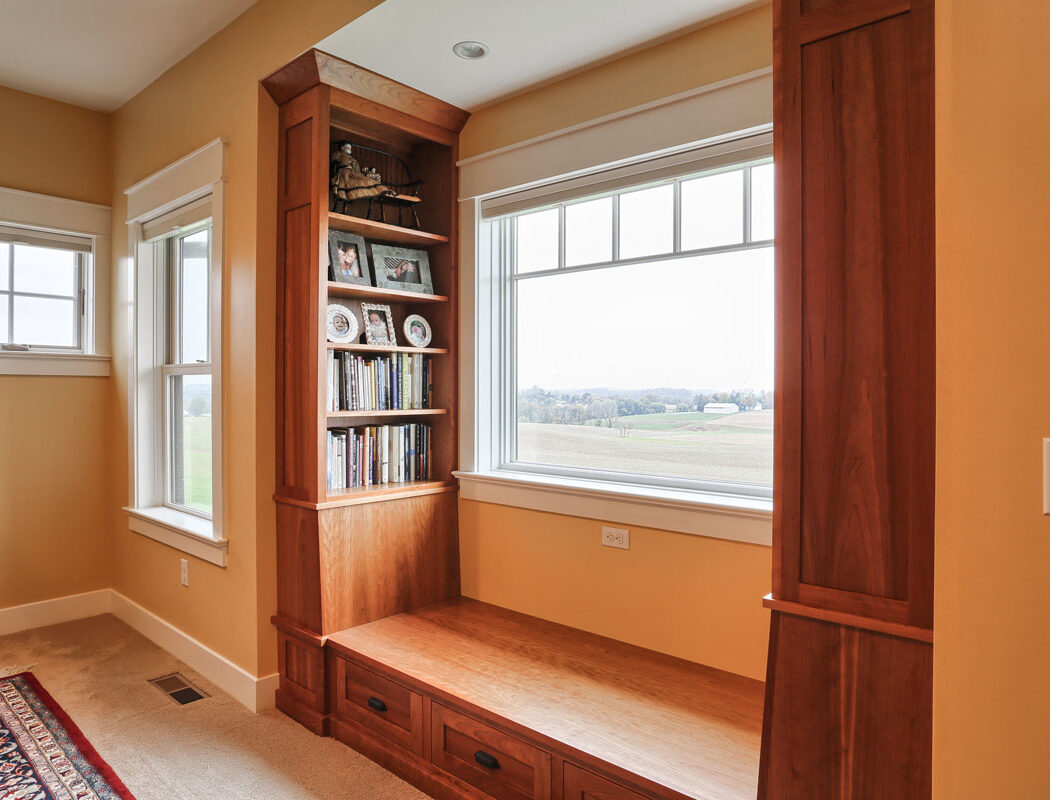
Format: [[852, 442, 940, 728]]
[[759, 1, 935, 797]]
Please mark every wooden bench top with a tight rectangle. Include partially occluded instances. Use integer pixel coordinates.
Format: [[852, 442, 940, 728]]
[[327, 598, 763, 800]]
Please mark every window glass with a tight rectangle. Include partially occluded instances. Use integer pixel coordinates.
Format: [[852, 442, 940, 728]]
[[0, 243, 8, 291], [618, 184, 674, 259], [680, 170, 744, 250], [13, 296, 77, 347], [565, 197, 612, 267], [178, 229, 210, 363], [169, 373, 213, 514], [13, 244, 77, 296], [0, 294, 8, 343], [515, 248, 773, 486], [751, 163, 775, 241], [516, 208, 559, 274]]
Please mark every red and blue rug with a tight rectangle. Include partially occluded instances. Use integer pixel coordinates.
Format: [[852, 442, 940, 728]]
[[0, 672, 136, 799]]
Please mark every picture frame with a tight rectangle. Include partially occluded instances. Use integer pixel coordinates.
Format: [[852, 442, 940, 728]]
[[361, 303, 397, 346], [403, 314, 432, 348], [328, 231, 371, 286], [371, 244, 434, 295], [326, 303, 359, 344]]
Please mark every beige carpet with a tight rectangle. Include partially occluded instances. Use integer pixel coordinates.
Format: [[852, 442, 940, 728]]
[[0, 614, 430, 800]]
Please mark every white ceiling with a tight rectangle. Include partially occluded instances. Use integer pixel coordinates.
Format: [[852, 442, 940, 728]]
[[0, 0, 257, 111], [317, 0, 757, 111]]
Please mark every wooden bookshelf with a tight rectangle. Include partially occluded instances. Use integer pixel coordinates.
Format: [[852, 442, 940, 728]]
[[265, 50, 468, 739]]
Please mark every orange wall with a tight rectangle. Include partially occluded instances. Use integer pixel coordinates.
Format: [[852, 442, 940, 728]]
[[458, 5, 773, 681], [0, 89, 112, 609], [107, 0, 381, 677], [934, 2, 1050, 796], [460, 501, 771, 680]]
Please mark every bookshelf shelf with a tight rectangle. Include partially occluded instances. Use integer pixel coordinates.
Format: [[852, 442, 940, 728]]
[[319, 480, 457, 508], [326, 343, 449, 355], [327, 408, 448, 420], [326, 282, 449, 304], [328, 211, 449, 247]]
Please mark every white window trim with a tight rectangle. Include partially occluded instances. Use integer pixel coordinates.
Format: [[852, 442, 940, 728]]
[[0, 186, 112, 376], [124, 139, 226, 562], [458, 71, 773, 544]]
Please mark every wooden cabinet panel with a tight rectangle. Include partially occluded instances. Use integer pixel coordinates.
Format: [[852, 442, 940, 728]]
[[759, 612, 931, 799], [332, 655, 424, 755], [562, 764, 651, 800], [431, 703, 552, 800]]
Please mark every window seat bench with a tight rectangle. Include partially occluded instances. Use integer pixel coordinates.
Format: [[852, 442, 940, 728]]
[[319, 597, 763, 800]]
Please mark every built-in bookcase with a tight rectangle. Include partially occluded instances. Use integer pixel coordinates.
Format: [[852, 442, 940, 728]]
[[263, 50, 468, 734]]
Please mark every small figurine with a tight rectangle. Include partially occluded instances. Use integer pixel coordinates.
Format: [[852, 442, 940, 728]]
[[330, 142, 394, 212]]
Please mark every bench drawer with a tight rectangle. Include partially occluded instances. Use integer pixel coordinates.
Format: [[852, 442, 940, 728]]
[[332, 656, 424, 755], [431, 702, 551, 800], [563, 763, 653, 800]]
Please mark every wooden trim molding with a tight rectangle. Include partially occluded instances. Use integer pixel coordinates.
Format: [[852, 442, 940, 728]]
[[763, 595, 932, 643]]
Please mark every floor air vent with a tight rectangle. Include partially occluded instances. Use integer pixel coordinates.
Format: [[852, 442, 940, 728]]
[[148, 673, 208, 705]]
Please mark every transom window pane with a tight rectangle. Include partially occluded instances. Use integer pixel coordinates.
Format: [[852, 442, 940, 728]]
[[178, 229, 210, 364], [169, 373, 213, 514], [618, 183, 674, 259], [565, 197, 612, 267], [516, 208, 559, 274], [680, 169, 744, 250]]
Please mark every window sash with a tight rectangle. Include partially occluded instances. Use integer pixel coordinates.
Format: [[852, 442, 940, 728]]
[[491, 155, 774, 499], [0, 245, 86, 352]]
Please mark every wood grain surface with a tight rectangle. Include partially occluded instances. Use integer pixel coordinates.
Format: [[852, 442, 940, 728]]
[[328, 598, 763, 800]]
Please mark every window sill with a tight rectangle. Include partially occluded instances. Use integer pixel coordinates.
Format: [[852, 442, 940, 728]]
[[0, 352, 110, 377], [453, 470, 772, 546], [124, 506, 227, 567]]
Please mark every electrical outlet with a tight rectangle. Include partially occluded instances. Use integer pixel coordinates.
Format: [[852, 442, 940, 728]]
[[601, 526, 630, 550], [180, 558, 189, 587]]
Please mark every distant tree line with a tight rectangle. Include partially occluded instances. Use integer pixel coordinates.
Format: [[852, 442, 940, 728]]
[[517, 386, 773, 427]]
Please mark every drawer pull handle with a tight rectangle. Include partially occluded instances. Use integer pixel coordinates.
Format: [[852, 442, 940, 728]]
[[474, 750, 500, 770], [367, 696, 388, 713]]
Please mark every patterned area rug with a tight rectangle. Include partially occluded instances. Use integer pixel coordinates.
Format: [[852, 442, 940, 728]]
[[0, 672, 136, 799]]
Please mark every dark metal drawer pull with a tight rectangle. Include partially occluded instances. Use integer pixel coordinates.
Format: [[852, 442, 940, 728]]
[[367, 696, 387, 712], [474, 750, 500, 770]]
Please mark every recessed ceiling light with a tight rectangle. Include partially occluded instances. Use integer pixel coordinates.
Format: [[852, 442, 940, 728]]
[[453, 41, 489, 60]]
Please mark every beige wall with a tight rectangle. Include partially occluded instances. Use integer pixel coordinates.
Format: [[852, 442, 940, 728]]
[[459, 5, 772, 159], [457, 5, 774, 681], [934, 2, 1050, 796], [460, 501, 771, 680], [0, 89, 112, 609], [107, 0, 381, 677]]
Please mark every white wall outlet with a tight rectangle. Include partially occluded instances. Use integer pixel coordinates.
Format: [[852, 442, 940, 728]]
[[180, 558, 189, 587], [601, 526, 630, 550]]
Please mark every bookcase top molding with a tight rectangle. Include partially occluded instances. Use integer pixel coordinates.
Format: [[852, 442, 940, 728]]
[[262, 48, 469, 135]]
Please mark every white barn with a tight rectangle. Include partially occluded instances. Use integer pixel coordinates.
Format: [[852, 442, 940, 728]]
[[703, 402, 739, 414]]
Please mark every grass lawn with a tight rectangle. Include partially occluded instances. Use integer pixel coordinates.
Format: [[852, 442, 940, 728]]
[[517, 410, 773, 485], [182, 415, 212, 513]]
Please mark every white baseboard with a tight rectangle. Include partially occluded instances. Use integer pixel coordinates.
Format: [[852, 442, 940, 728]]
[[0, 590, 112, 637], [0, 589, 277, 712]]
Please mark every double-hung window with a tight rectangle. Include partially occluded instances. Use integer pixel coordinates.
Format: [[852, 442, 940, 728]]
[[477, 134, 774, 503], [0, 226, 91, 353]]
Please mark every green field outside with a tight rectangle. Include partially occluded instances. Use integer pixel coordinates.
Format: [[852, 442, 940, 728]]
[[517, 410, 773, 486], [183, 415, 212, 513]]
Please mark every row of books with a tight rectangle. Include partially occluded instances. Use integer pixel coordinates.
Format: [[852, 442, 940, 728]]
[[326, 424, 431, 491], [327, 352, 432, 412]]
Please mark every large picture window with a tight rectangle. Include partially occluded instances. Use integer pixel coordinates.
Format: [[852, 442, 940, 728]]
[[482, 146, 774, 499]]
